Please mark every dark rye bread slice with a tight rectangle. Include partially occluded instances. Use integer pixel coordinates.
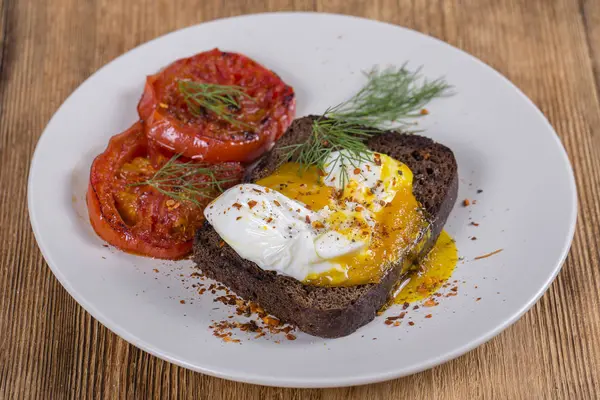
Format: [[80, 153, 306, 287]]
[[194, 116, 458, 338]]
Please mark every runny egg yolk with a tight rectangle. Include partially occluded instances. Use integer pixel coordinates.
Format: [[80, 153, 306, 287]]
[[256, 156, 428, 286], [393, 230, 459, 304]]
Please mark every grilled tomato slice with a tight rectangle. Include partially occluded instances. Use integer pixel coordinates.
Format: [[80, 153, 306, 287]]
[[87, 122, 243, 259], [137, 48, 295, 163]]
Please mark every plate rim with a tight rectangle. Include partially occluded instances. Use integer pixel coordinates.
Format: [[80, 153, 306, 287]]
[[27, 11, 578, 388]]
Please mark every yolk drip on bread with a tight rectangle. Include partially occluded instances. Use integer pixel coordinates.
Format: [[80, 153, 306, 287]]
[[393, 230, 458, 303], [254, 152, 428, 286]]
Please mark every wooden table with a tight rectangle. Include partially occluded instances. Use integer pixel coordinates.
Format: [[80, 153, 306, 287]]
[[2, 0, 599, 398]]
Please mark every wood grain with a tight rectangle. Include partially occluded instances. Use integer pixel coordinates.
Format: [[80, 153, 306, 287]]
[[1, 0, 600, 398]]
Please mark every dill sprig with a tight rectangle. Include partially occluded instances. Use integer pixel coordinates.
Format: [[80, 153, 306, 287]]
[[177, 80, 254, 128], [131, 155, 238, 208], [280, 116, 379, 188], [327, 65, 452, 128], [278, 65, 452, 185]]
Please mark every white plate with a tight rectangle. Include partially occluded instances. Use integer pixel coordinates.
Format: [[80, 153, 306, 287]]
[[28, 12, 577, 388]]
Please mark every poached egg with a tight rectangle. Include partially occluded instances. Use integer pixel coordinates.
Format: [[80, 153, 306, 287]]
[[204, 151, 426, 286]]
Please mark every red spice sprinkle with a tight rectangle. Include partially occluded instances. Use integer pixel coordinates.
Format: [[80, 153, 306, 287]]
[[232, 202, 242, 209], [471, 236, 477, 241], [262, 316, 281, 327], [425, 314, 432, 318], [408, 321, 415, 326], [305, 215, 311, 223], [273, 200, 281, 207], [423, 298, 438, 307], [355, 206, 363, 212], [393, 321, 401, 327], [386, 312, 406, 322], [281, 326, 294, 334], [247, 200, 258, 209], [385, 320, 393, 325], [476, 297, 482, 301], [474, 248, 504, 260], [471, 222, 480, 226], [219, 241, 225, 248], [266, 217, 273, 223], [463, 199, 471, 207], [353, 167, 361, 175], [236, 216, 242, 221], [420, 108, 429, 115], [208, 295, 296, 343], [402, 302, 410, 310], [203, 281, 304, 343], [180, 300, 185, 304]]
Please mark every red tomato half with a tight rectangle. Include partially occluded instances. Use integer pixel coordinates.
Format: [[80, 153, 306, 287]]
[[87, 122, 243, 259], [138, 48, 295, 163]]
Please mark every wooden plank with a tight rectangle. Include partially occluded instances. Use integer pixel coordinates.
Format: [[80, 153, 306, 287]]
[[0, 0, 6, 76], [582, 0, 600, 97], [0, 0, 599, 398]]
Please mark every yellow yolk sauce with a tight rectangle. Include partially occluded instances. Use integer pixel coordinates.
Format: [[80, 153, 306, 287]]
[[256, 164, 335, 211], [393, 230, 459, 304], [257, 162, 428, 286]]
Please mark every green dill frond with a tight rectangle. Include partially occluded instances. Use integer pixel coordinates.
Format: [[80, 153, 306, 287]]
[[278, 64, 452, 188], [130, 154, 238, 208], [177, 80, 254, 128], [327, 65, 453, 129]]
